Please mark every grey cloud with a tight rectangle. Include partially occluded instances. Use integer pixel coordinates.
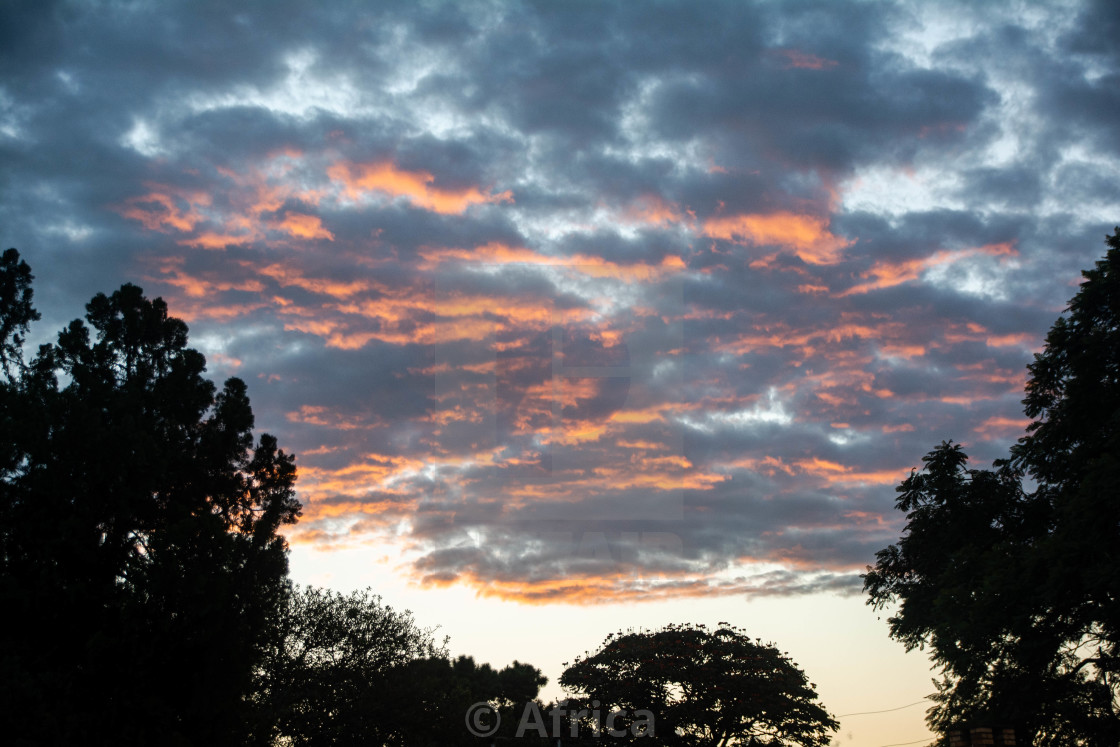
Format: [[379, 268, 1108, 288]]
[[2, 0, 1114, 601]]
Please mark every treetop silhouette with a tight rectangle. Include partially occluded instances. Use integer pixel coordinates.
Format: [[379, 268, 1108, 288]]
[[865, 230, 1120, 745], [1, 249, 300, 745], [560, 622, 838, 746]]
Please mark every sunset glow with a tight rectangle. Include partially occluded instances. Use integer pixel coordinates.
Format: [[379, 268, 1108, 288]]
[[6, 1, 1119, 744]]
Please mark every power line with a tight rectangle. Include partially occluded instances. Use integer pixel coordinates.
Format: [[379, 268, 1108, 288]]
[[838, 700, 928, 718], [876, 739, 934, 747]]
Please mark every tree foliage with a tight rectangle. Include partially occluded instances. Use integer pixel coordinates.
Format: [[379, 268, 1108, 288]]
[[250, 584, 549, 746], [392, 654, 548, 746], [0, 250, 301, 745], [0, 248, 38, 381], [864, 231, 1120, 745], [252, 585, 448, 745], [560, 622, 838, 746]]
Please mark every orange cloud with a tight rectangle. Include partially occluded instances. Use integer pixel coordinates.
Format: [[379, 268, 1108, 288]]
[[730, 455, 902, 486], [974, 415, 1030, 439], [310, 286, 579, 349], [842, 242, 1017, 296], [412, 565, 859, 605], [608, 405, 673, 424], [985, 332, 1036, 347], [774, 48, 840, 70], [116, 183, 211, 233], [147, 258, 265, 298], [724, 455, 797, 477], [275, 211, 334, 240], [122, 152, 516, 249], [286, 405, 382, 431], [702, 211, 852, 264], [118, 153, 333, 249], [418, 242, 551, 269], [617, 439, 669, 450], [796, 284, 829, 295], [505, 466, 724, 498], [621, 195, 686, 226], [419, 242, 685, 282], [157, 298, 269, 322], [955, 361, 1028, 388], [327, 160, 512, 214], [793, 457, 903, 485], [877, 343, 926, 359], [940, 320, 1038, 350], [716, 317, 905, 358], [550, 422, 610, 445], [179, 231, 256, 249], [294, 452, 428, 506], [257, 262, 372, 298]]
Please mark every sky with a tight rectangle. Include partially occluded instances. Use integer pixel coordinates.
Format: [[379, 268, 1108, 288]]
[[3, 1, 1120, 744]]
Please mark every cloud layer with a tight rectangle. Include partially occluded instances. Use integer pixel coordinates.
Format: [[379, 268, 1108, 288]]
[[3, 0, 1119, 602]]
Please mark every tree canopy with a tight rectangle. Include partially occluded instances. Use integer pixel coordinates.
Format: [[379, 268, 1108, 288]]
[[560, 622, 838, 746], [252, 581, 549, 746], [251, 585, 451, 745], [864, 231, 1120, 745], [0, 250, 301, 745]]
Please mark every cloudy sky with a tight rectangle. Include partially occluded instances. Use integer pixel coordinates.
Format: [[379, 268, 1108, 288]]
[[4, 0, 1119, 743]]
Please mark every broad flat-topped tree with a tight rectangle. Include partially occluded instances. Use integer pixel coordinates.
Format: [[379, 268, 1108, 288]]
[[560, 622, 838, 746]]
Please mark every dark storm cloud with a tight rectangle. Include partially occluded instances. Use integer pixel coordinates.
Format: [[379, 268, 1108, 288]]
[[2, 0, 1117, 602]]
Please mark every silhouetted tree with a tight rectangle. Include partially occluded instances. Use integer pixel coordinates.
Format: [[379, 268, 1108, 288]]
[[0, 251, 300, 746], [560, 622, 838, 746], [253, 583, 547, 746], [865, 231, 1120, 745], [0, 248, 38, 381], [389, 654, 548, 746], [251, 585, 445, 745]]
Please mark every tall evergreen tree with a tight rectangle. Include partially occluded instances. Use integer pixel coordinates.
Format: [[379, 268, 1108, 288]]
[[0, 250, 301, 746]]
